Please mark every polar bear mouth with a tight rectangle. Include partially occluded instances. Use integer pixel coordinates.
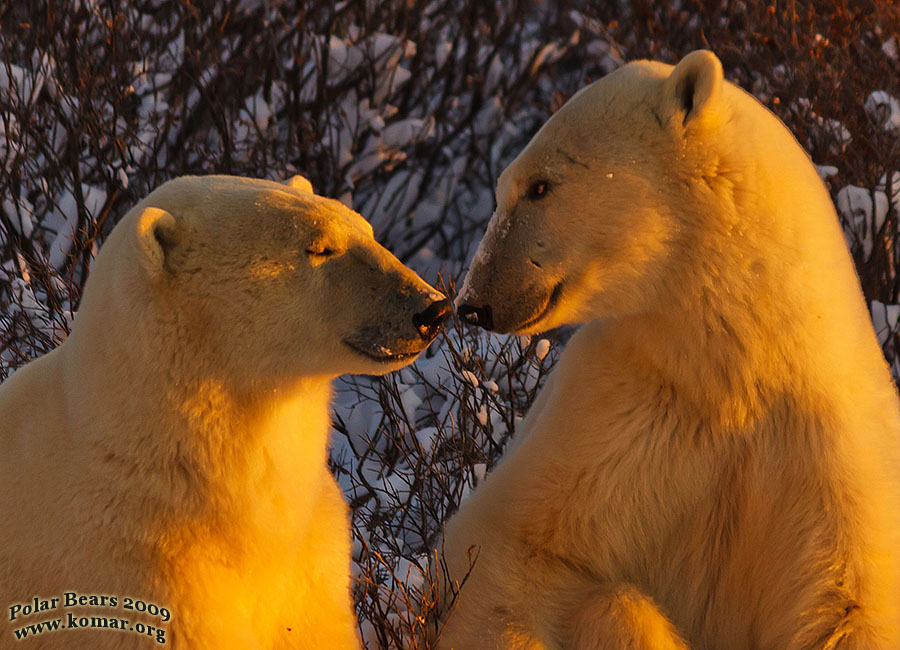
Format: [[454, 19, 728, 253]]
[[343, 340, 423, 363], [516, 281, 564, 332]]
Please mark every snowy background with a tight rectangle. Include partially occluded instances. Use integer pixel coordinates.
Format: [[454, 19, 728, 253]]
[[2, 1, 899, 646]]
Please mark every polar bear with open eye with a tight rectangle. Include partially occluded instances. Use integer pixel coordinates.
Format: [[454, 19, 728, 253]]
[[0, 174, 450, 649], [437, 50, 900, 649]]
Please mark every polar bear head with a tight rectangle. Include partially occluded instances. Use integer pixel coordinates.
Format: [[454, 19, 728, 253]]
[[456, 50, 783, 334], [88, 175, 449, 380]]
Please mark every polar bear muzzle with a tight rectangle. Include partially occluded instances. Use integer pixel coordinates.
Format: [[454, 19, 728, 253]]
[[342, 291, 450, 364], [457, 281, 561, 334], [333, 237, 450, 368]]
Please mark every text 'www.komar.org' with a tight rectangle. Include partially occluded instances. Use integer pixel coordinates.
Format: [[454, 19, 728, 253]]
[[9, 592, 169, 644]]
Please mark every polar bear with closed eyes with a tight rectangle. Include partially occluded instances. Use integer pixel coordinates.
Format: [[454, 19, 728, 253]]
[[0, 175, 449, 649]]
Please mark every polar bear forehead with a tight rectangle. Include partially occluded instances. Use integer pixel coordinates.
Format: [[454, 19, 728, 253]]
[[559, 61, 672, 122], [140, 174, 374, 239], [497, 61, 679, 195], [249, 185, 374, 239], [541, 62, 671, 144]]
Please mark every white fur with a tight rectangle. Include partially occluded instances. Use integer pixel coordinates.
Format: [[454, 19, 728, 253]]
[[440, 51, 900, 649], [0, 175, 442, 649]]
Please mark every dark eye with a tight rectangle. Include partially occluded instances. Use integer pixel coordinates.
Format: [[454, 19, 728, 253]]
[[527, 180, 549, 200]]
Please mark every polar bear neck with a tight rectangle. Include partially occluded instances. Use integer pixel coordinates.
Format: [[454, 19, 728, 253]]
[[62, 307, 336, 535], [602, 257, 881, 432], [601, 131, 886, 430]]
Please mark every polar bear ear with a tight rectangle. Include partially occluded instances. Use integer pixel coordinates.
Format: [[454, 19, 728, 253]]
[[135, 207, 180, 276], [284, 174, 314, 194], [662, 50, 724, 128]]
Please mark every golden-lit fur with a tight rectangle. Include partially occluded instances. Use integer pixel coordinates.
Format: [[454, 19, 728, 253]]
[[440, 51, 900, 648], [0, 175, 445, 649]]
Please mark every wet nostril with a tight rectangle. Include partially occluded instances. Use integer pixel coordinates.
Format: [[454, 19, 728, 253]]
[[457, 303, 494, 331], [413, 297, 452, 339]]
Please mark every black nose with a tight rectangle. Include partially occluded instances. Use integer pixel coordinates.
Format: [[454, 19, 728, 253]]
[[457, 303, 494, 331], [413, 297, 451, 340]]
